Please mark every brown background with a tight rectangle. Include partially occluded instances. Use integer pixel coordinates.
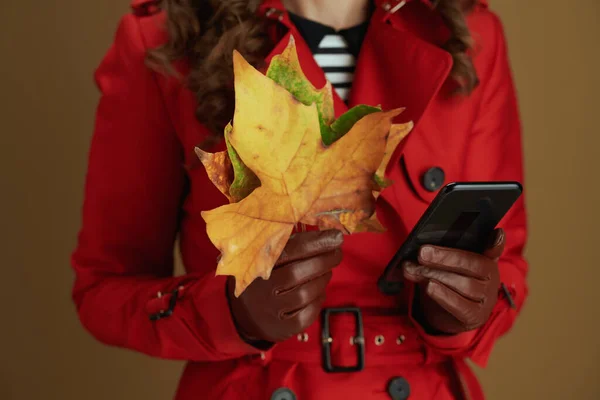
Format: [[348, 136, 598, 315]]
[[1, 0, 599, 399]]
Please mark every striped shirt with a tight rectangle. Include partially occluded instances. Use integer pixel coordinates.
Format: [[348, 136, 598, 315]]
[[288, 12, 370, 103], [314, 34, 355, 101]]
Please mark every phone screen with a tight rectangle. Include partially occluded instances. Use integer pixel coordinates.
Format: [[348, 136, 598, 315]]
[[378, 183, 521, 295]]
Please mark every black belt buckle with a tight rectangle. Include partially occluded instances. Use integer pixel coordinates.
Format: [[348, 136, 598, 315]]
[[321, 307, 365, 373]]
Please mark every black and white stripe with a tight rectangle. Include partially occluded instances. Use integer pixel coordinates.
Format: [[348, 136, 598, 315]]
[[313, 34, 355, 101]]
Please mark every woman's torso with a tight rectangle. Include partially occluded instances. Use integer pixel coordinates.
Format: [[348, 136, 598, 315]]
[[132, 0, 502, 398]]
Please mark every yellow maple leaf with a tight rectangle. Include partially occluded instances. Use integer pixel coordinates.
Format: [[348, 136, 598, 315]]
[[198, 38, 413, 296]]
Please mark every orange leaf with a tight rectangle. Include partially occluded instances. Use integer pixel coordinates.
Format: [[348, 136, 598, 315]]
[[194, 148, 233, 202], [374, 121, 414, 194]]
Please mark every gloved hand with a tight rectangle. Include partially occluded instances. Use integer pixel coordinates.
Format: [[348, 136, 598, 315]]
[[228, 229, 343, 345], [402, 228, 505, 334]]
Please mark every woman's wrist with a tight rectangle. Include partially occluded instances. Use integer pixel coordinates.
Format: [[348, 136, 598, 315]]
[[411, 286, 454, 336], [225, 278, 275, 350]]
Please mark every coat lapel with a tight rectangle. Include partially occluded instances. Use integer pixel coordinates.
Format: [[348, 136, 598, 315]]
[[351, 1, 452, 131], [346, 1, 454, 229], [349, 1, 453, 196]]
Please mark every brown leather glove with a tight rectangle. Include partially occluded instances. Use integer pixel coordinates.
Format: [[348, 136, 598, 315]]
[[402, 228, 505, 335], [228, 229, 343, 346]]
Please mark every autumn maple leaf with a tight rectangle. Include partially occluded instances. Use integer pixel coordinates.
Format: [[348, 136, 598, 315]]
[[195, 37, 412, 296]]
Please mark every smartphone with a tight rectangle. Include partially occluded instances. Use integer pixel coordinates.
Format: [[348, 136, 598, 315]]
[[378, 181, 523, 295]]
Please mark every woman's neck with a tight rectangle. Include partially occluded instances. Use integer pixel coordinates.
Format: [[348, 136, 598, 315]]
[[282, 0, 371, 30]]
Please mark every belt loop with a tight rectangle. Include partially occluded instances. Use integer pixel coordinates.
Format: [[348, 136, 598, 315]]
[[423, 343, 436, 365]]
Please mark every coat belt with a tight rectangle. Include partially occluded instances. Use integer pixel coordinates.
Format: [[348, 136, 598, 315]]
[[266, 311, 448, 368]]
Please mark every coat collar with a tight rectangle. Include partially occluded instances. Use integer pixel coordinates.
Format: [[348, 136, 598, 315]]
[[258, 0, 453, 124]]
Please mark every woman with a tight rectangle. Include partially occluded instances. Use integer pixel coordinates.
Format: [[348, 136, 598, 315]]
[[71, 0, 528, 399]]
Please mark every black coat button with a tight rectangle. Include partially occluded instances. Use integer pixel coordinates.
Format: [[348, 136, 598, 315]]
[[271, 388, 297, 400], [387, 377, 411, 400], [422, 166, 445, 192]]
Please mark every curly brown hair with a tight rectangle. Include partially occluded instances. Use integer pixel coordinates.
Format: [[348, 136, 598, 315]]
[[148, 0, 478, 138]]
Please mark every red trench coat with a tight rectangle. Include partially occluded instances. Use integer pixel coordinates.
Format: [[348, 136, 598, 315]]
[[71, 0, 528, 399]]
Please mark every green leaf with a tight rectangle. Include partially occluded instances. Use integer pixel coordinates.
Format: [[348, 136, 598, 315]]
[[373, 173, 392, 190], [266, 36, 385, 148], [323, 105, 382, 146], [225, 123, 260, 202], [266, 36, 336, 141]]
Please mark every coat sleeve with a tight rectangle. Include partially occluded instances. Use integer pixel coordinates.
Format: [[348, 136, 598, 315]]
[[408, 12, 529, 368], [71, 14, 259, 361]]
